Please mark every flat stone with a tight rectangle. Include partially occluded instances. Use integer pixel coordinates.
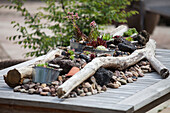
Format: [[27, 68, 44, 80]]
[[83, 88, 88, 93], [20, 89, 27, 93], [50, 88, 55, 93], [43, 87, 50, 92], [40, 92, 48, 96], [102, 85, 107, 91], [41, 83, 47, 88], [127, 78, 133, 83], [119, 79, 127, 85], [28, 88, 35, 94], [107, 83, 119, 88], [80, 93, 86, 97], [116, 81, 121, 87], [96, 85, 102, 92], [13, 86, 21, 92], [84, 82, 91, 88], [92, 90, 98, 95], [29, 83, 36, 89], [23, 78, 31, 84], [86, 92, 92, 96], [51, 81, 59, 86]]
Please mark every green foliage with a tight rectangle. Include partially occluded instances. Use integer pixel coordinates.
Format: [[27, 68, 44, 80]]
[[83, 51, 91, 55], [102, 33, 113, 41], [123, 28, 138, 37], [125, 37, 134, 41], [1, 0, 138, 57], [67, 49, 74, 55], [69, 55, 75, 60]]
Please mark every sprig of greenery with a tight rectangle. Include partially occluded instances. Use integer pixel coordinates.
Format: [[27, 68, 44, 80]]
[[1, 0, 138, 57]]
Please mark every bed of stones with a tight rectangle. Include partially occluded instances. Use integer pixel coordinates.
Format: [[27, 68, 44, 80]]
[[13, 29, 152, 98], [13, 59, 153, 98]]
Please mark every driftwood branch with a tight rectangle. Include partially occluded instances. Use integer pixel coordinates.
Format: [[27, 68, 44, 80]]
[[4, 49, 63, 88], [57, 39, 169, 98]]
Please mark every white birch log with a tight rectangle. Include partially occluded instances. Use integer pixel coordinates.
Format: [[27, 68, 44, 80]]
[[57, 39, 169, 98]]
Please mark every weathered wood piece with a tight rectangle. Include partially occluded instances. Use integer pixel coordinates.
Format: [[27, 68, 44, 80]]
[[57, 39, 169, 98], [3, 49, 62, 88]]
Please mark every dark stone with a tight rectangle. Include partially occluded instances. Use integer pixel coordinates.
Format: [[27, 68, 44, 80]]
[[52, 59, 82, 74], [134, 30, 150, 46], [113, 37, 123, 45], [61, 51, 67, 56], [118, 43, 136, 53], [94, 68, 114, 86], [79, 54, 90, 63], [106, 40, 115, 47]]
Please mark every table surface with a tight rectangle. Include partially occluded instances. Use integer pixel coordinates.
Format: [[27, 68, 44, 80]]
[[0, 49, 170, 113]]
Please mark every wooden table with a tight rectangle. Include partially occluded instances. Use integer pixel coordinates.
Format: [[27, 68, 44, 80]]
[[0, 49, 170, 113]]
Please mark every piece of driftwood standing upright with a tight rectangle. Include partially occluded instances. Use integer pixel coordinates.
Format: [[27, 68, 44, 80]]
[[4, 49, 63, 88], [57, 39, 169, 98]]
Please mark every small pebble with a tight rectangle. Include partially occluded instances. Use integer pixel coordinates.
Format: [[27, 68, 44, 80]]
[[40, 92, 48, 96], [23, 84, 29, 90], [127, 78, 133, 83], [132, 76, 137, 81], [80, 93, 86, 97], [86, 92, 92, 96], [92, 83, 96, 89], [50, 88, 55, 93], [14, 86, 21, 92], [83, 88, 88, 93], [51, 81, 59, 86], [84, 82, 91, 88], [101, 85, 107, 91], [96, 85, 102, 92], [29, 83, 36, 89], [116, 81, 121, 87], [131, 71, 139, 77], [107, 83, 119, 88], [23, 79, 31, 84], [92, 90, 98, 95], [34, 89, 40, 94], [20, 89, 27, 93], [41, 83, 47, 88], [43, 87, 50, 92], [47, 92, 51, 96], [28, 88, 35, 94], [51, 93, 56, 97], [77, 89, 84, 95], [58, 76, 63, 81], [119, 79, 127, 85]]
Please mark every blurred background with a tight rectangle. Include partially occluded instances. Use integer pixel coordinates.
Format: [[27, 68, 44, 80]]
[[0, 0, 170, 112]]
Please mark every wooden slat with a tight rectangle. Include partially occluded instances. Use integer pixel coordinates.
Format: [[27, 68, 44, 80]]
[[118, 77, 170, 111]]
